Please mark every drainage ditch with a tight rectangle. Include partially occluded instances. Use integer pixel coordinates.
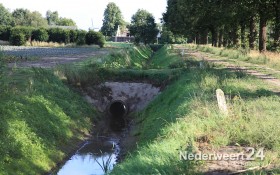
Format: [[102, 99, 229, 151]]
[[49, 82, 160, 175]]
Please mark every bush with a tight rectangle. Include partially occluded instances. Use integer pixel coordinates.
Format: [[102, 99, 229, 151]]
[[48, 28, 70, 44], [9, 26, 34, 46], [0, 26, 11, 41], [32, 28, 49, 42], [10, 26, 33, 41], [69, 30, 78, 43], [76, 30, 87, 45], [85, 30, 105, 48], [9, 32, 26, 46]]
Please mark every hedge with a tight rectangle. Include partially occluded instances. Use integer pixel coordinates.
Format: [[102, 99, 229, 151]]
[[0, 26, 11, 41], [32, 28, 49, 42], [85, 30, 105, 48]]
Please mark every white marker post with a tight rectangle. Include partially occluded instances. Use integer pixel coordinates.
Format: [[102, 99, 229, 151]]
[[216, 89, 228, 116]]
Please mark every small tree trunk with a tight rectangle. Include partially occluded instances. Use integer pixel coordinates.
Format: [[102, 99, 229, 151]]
[[274, 1, 280, 49], [249, 16, 257, 50], [259, 8, 267, 52], [200, 29, 208, 44], [211, 28, 218, 47], [232, 25, 239, 48], [240, 21, 246, 48], [218, 28, 224, 47]]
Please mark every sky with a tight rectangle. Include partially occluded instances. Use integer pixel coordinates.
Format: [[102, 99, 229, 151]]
[[0, 0, 167, 30]]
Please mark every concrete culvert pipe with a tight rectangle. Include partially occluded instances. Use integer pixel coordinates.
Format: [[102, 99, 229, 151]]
[[109, 100, 127, 117]]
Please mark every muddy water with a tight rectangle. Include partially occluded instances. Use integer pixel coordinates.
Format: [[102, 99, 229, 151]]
[[52, 135, 120, 175]]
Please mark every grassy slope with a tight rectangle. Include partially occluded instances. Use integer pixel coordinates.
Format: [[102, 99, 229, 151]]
[[0, 65, 96, 174], [112, 46, 280, 174]]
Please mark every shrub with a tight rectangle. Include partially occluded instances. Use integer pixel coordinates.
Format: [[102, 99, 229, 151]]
[[95, 32, 105, 48], [10, 26, 33, 41], [48, 28, 70, 44], [69, 29, 78, 43], [85, 30, 105, 48], [76, 30, 87, 45], [9, 32, 26, 46], [9, 26, 34, 46], [0, 26, 11, 41], [32, 28, 49, 42]]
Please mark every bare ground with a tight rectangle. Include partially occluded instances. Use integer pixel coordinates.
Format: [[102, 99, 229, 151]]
[[7, 49, 108, 68]]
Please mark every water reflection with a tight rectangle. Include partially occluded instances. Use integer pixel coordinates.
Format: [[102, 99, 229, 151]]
[[55, 138, 119, 175]]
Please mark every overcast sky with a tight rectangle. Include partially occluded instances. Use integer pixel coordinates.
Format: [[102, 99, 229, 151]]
[[0, 0, 167, 30]]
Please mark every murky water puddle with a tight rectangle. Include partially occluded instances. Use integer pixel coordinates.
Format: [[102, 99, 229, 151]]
[[52, 137, 120, 175]]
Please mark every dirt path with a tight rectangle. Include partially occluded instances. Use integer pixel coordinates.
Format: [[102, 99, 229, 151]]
[[176, 46, 280, 94]]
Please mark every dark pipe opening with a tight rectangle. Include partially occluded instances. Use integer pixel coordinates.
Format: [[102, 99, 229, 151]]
[[109, 101, 127, 118]]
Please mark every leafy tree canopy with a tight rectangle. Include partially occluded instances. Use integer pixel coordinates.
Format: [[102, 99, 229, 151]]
[[129, 9, 159, 44], [101, 2, 125, 36], [0, 3, 13, 26]]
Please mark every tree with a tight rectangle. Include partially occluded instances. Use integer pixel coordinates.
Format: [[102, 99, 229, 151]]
[[56, 17, 76, 26], [129, 9, 158, 44], [46, 10, 59, 25], [29, 11, 48, 28], [0, 3, 13, 26], [12, 8, 31, 26], [101, 2, 124, 36], [164, 0, 279, 52], [12, 9, 47, 28]]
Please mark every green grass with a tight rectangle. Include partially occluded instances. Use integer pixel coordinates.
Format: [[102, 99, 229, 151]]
[[0, 65, 96, 174], [185, 44, 280, 70], [58, 45, 183, 87], [111, 47, 280, 174]]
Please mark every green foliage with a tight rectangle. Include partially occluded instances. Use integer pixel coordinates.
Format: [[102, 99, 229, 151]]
[[12, 26, 33, 40], [160, 26, 186, 44], [47, 28, 70, 44], [0, 3, 14, 26], [9, 32, 26, 46], [85, 30, 105, 48], [69, 29, 78, 43], [164, 0, 280, 51], [46, 10, 76, 27], [29, 11, 48, 28], [12, 9, 47, 28], [149, 44, 164, 52], [129, 9, 159, 44], [32, 28, 49, 42], [0, 67, 95, 175], [56, 17, 77, 27], [9, 26, 34, 46], [0, 25, 11, 41], [12, 8, 32, 26], [76, 30, 87, 45], [101, 2, 125, 36], [46, 10, 59, 25]]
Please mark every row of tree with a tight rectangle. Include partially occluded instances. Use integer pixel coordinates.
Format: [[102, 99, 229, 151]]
[[100, 2, 159, 44], [0, 3, 76, 28], [163, 0, 280, 52]]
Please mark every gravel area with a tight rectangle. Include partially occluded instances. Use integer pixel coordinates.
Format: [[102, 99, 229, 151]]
[[1, 45, 109, 68], [1, 46, 100, 57]]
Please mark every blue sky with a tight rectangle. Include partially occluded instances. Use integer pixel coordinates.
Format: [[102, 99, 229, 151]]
[[0, 0, 167, 30]]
